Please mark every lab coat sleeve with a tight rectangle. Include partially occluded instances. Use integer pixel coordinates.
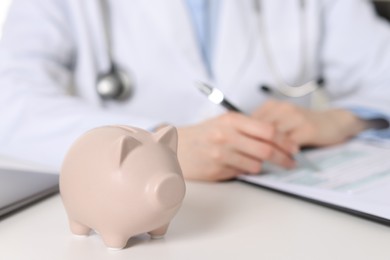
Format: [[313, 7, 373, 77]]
[[0, 0, 159, 170], [320, 0, 390, 121], [348, 107, 390, 144]]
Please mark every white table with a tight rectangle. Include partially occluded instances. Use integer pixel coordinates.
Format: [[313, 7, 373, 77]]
[[0, 156, 389, 260]]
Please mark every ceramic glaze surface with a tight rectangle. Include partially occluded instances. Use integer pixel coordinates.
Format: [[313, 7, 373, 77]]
[[60, 125, 185, 249]]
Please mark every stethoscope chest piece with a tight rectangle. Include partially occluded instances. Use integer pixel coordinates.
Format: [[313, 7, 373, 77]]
[[97, 66, 134, 101]]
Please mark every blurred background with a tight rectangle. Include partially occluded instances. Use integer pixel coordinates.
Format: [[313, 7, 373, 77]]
[[0, 0, 389, 39], [0, 0, 11, 38]]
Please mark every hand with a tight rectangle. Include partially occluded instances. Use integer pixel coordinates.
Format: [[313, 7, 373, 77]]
[[176, 112, 298, 181], [252, 100, 367, 147]]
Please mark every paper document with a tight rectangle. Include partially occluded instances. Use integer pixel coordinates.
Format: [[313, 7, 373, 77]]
[[238, 140, 390, 224], [260, 142, 390, 193]]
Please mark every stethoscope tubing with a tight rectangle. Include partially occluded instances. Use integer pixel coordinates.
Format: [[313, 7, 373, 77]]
[[96, 0, 319, 101], [254, 0, 319, 97]]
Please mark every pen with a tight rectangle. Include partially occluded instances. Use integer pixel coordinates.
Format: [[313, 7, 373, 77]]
[[196, 81, 241, 112], [195, 82, 319, 172]]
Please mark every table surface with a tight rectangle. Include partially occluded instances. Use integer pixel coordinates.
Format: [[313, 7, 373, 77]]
[[0, 155, 389, 260]]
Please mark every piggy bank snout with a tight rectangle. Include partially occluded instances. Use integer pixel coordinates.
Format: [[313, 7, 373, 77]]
[[148, 174, 185, 209]]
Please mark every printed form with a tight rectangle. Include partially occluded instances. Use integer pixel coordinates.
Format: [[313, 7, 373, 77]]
[[239, 140, 390, 223]]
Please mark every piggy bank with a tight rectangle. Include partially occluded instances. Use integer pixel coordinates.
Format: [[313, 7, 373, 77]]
[[60, 125, 186, 250]]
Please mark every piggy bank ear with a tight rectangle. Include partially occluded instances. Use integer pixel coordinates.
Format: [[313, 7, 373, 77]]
[[154, 125, 178, 152], [113, 135, 141, 167]]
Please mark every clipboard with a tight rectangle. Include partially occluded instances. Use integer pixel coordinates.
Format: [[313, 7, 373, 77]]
[[0, 168, 59, 218], [237, 140, 390, 226]]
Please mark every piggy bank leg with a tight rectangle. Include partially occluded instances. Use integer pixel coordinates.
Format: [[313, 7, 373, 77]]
[[101, 233, 129, 250], [148, 223, 170, 239], [69, 219, 91, 237]]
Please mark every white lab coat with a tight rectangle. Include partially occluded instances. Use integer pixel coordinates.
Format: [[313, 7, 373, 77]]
[[0, 0, 390, 169]]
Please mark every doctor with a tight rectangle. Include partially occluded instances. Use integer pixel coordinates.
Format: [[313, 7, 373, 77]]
[[0, 0, 389, 181]]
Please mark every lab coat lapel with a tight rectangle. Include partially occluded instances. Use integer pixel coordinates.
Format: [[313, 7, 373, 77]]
[[213, 1, 255, 89], [137, 0, 208, 81]]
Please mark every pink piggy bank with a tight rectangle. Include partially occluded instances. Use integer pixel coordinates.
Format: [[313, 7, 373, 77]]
[[60, 125, 186, 250]]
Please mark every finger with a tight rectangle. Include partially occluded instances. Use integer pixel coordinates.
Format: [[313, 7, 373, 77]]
[[225, 131, 296, 170], [288, 127, 314, 146], [223, 149, 263, 175], [253, 102, 309, 136], [254, 132, 297, 169], [228, 112, 299, 155], [257, 107, 285, 123], [230, 132, 297, 161], [258, 102, 301, 125], [235, 140, 296, 169], [209, 167, 242, 182], [252, 99, 279, 119], [269, 106, 309, 134], [223, 112, 275, 142], [274, 114, 306, 133], [219, 112, 298, 168], [267, 146, 297, 169], [271, 131, 299, 154]]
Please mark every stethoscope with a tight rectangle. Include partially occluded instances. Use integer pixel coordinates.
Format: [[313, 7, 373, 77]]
[[253, 0, 322, 98], [96, 0, 321, 101], [95, 0, 133, 101]]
